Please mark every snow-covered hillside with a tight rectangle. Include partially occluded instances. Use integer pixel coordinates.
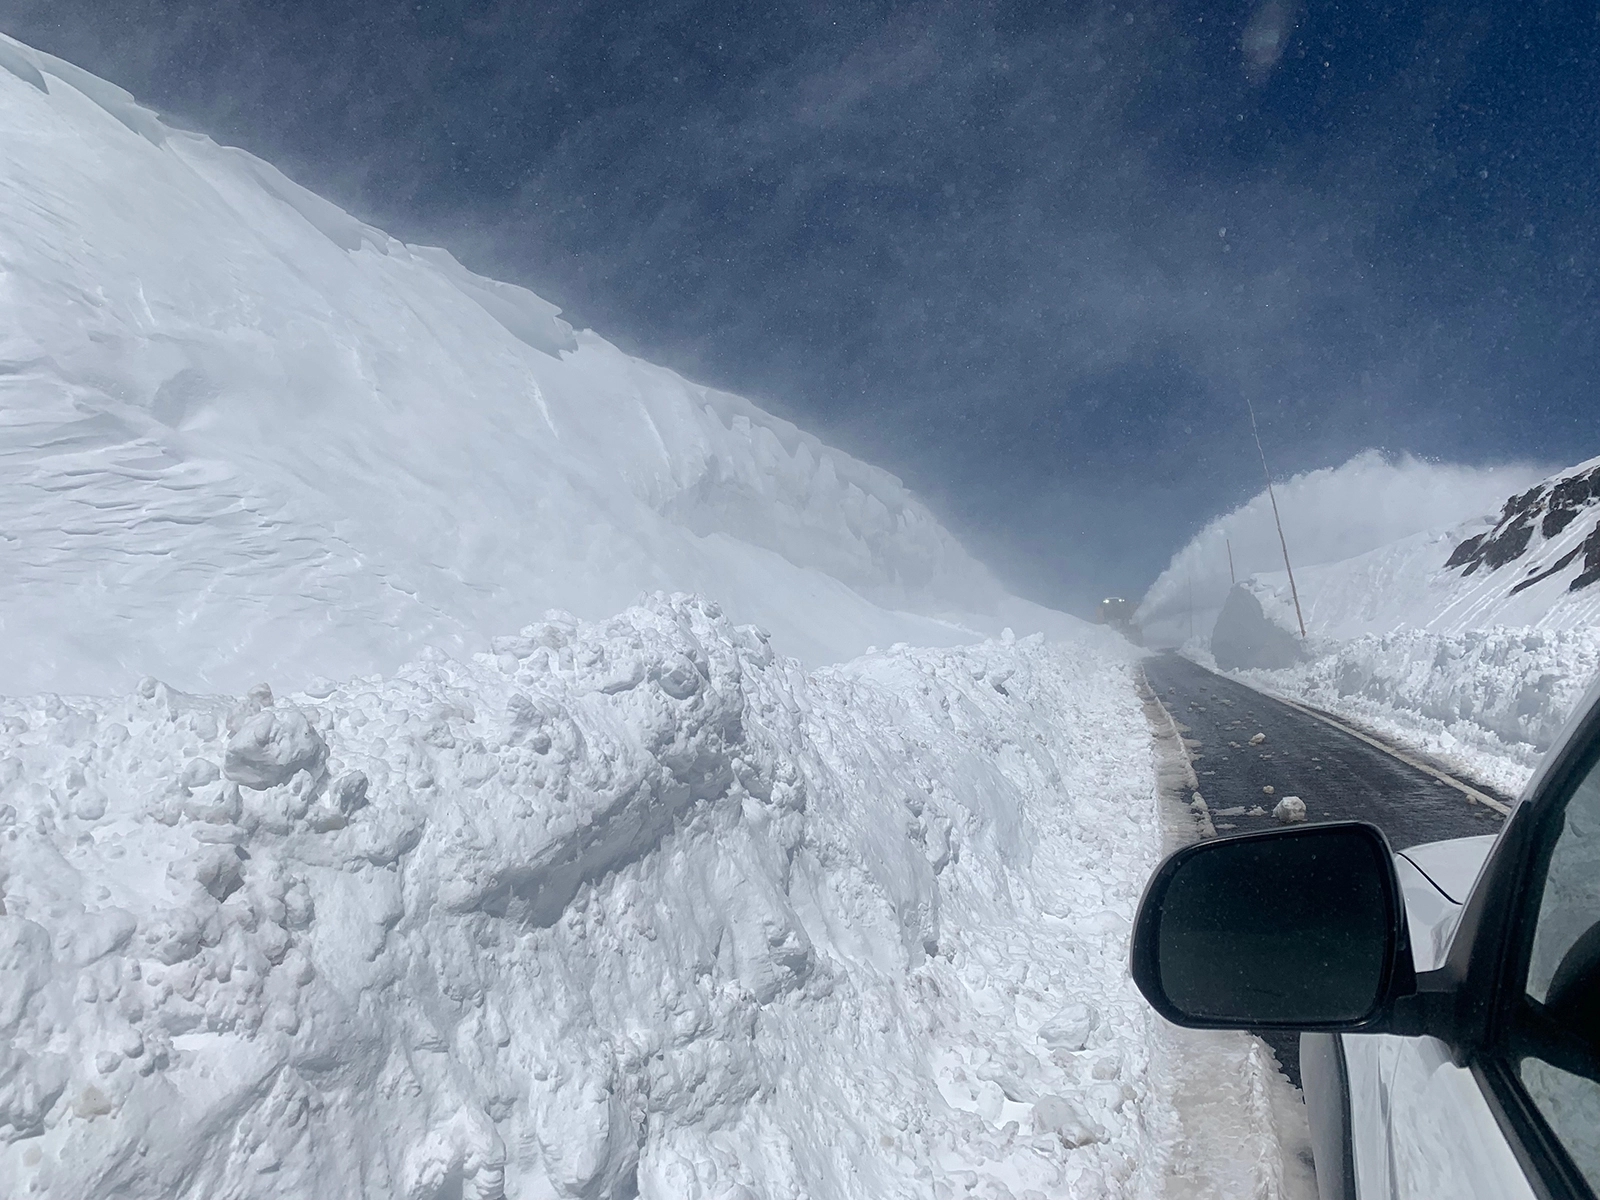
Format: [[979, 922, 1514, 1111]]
[[0, 33, 1071, 699], [1244, 454, 1600, 642], [1136, 452, 1548, 649], [0, 595, 1305, 1199], [1178, 457, 1600, 793]]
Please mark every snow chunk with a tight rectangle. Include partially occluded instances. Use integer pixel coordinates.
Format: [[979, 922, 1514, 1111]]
[[0, 917, 52, 1031], [223, 706, 328, 789], [1032, 1093, 1104, 1147], [0, 1043, 67, 1142], [1273, 796, 1307, 823], [1037, 1002, 1099, 1053]]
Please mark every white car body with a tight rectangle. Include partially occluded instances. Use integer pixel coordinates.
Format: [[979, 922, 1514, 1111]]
[[1339, 835, 1537, 1199], [1138, 671, 1600, 1200]]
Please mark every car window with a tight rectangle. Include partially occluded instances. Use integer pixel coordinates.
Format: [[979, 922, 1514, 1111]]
[[1516, 754, 1600, 1193]]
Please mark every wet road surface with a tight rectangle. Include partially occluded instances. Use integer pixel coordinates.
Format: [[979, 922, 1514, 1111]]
[[1140, 652, 1509, 1086]]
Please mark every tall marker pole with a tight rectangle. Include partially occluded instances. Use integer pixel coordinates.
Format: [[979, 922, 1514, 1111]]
[[1244, 398, 1307, 638], [1226, 538, 1236, 586], [1188, 562, 1194, 642]]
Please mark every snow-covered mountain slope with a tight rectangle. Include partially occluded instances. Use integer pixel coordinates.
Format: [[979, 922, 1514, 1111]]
[[1136, 452, 1548, 649], [0, 595, 1304, 1199], [0, 32, 1073, 698], [1244, 454, 1600, 642]]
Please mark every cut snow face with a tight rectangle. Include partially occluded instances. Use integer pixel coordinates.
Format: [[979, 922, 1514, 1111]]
[[0, 32, 1076, 698], [0, 594, 1294, 1199]]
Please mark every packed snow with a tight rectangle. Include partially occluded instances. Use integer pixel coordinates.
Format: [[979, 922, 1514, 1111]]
[[0, 32, 1072, 700], [0, 596, 1304, 1199], [1160, 456, 1600, 795]]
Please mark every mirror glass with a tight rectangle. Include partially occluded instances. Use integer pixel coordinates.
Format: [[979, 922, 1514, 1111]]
[[1153, 825, 1396, 1025]]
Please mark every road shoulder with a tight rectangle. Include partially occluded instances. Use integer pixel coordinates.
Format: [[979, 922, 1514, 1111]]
[[1135, 664, 1319, 1200]]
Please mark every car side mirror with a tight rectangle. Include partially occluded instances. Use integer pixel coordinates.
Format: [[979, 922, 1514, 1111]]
[[1131, 822, 1418, 1030]]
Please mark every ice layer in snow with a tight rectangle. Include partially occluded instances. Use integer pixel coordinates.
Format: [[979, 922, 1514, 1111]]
[[0, 31, 1071, 699]]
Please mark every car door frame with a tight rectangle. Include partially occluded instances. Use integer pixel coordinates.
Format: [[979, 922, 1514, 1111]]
[[1396, 673, 1600, 1200]]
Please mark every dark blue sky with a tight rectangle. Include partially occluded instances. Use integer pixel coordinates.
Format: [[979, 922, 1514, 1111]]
[[7, 0, 1598, 613]]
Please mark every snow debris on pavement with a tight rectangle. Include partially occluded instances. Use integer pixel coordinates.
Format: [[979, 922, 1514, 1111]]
[[1226, 626, 1600, 797], [1272, 797, 1306, 824], [0, 594, 1302, 1199]]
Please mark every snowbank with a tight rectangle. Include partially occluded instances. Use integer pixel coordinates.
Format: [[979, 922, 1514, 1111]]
[[1223, 626, 1600, 797], [0, 594, 1296, 1199], [0, 32, 1072, 698], [1137, 452, 1548, 648]]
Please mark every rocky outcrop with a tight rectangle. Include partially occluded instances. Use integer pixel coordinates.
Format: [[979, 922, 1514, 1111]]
[[1446, 462, 1600, 593]]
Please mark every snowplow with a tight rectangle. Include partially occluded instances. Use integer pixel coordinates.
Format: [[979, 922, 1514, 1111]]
[[1096, 597, 1143, 644]]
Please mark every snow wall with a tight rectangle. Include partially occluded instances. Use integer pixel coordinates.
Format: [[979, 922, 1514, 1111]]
[[0, 32, 1076, 699], [0, 33, 1327, 1200]]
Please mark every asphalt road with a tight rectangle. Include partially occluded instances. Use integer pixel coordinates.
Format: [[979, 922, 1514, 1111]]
[[1140, 651, 1508, 1086]]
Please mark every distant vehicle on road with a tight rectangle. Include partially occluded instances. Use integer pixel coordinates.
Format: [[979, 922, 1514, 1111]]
[[1096, 597, 1142, 644], [1130, 674, 1600, 1200]]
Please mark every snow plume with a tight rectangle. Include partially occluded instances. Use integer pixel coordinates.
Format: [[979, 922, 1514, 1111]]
[[0, 594, 1301, 1199], [1237, 460, 1600, 648], [0, 32, 1076, 698], [1137, 451, 1547, 647]]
